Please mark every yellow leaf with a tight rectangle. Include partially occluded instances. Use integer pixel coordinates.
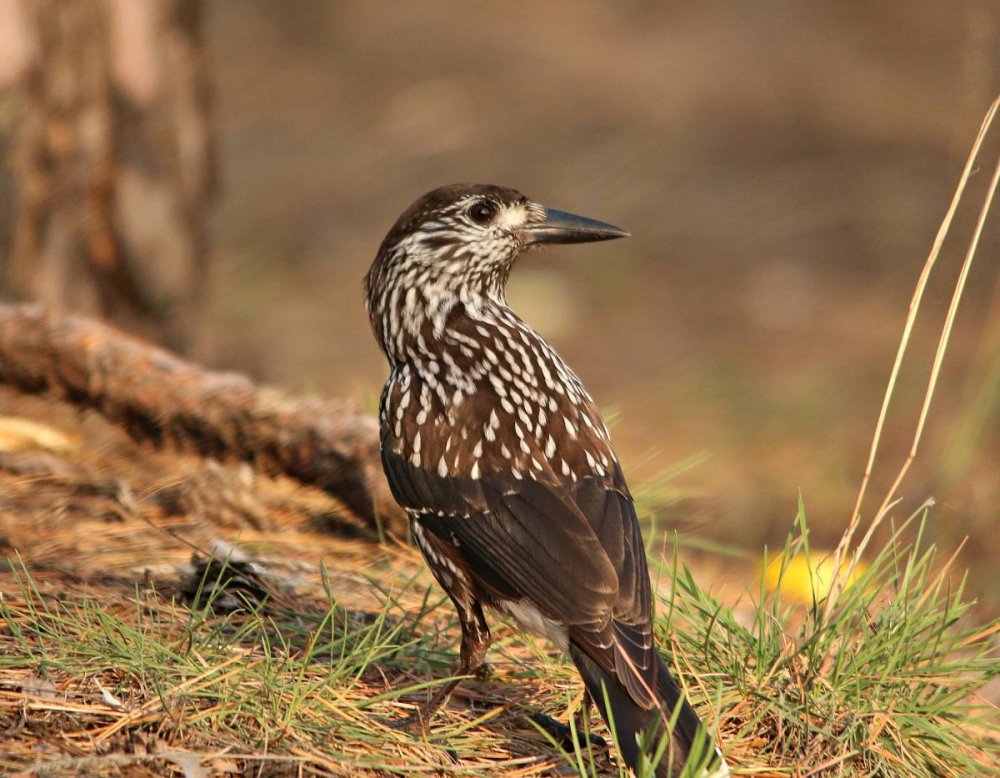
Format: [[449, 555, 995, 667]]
[[762, 551, 867, 605]]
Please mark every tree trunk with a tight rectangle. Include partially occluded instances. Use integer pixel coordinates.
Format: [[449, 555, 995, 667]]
[[3, 0, 214, 354]]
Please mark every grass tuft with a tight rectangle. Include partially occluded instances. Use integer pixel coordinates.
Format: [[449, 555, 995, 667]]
[[650, 505, 999, 776]]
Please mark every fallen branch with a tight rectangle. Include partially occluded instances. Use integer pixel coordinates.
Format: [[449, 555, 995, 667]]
[[0, 302, 407, 538]]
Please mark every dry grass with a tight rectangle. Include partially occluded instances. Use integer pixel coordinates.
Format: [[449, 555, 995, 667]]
[[0, 469, 996, 776]]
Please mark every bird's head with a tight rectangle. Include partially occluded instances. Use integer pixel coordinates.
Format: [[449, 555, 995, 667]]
[[365, 183, 628, 356]]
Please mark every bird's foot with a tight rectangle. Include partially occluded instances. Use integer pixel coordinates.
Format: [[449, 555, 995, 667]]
[[527, 711, 608, 751], [382, 709, 428, 735], [473, 661, 492, 680]]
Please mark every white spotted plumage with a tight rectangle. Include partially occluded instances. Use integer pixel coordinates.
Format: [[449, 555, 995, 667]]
[[371, 240, 620, 484]]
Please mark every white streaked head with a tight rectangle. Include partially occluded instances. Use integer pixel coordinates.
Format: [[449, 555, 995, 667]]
[[365, 183, 627, 360]]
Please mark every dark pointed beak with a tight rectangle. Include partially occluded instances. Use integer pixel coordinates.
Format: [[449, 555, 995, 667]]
[[519, 207, 630, 246]]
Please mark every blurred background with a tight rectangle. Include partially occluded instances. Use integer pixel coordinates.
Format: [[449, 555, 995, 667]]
[[1, 1, 998, 606]]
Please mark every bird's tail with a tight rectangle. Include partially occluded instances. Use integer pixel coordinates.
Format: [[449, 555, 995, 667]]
[[569, 645, 728, 778]]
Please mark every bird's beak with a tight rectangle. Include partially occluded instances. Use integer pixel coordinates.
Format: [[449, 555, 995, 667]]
[[519, 208, 630, 246]]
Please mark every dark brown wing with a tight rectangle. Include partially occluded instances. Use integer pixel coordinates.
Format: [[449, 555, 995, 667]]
[[382, 447, 660, 709]]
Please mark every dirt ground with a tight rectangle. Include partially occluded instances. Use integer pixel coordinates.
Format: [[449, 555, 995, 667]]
[[195, 2, 999, 606]]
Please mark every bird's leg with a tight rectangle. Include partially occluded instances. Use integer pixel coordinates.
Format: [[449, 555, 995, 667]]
[[574, 689, 595, 734], [392, 598, 491, 733]]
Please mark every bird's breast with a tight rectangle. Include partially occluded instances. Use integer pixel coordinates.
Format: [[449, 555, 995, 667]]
[[379, 322, 621, 488]]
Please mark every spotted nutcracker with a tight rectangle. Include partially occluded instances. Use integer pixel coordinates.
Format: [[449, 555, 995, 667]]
[[365, 184, 728, 777]]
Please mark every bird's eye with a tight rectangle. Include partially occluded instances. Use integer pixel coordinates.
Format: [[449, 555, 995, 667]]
[[467, 201, 497, 225]]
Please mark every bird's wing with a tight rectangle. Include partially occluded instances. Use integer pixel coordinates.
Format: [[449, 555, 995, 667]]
[[381, 447, 659, 709]]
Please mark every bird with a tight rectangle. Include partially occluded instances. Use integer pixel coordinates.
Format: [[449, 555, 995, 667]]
[[365, 184, 729, 777]]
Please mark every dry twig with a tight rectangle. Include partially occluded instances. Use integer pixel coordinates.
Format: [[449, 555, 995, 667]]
[[825, 95, 1000, 620]]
